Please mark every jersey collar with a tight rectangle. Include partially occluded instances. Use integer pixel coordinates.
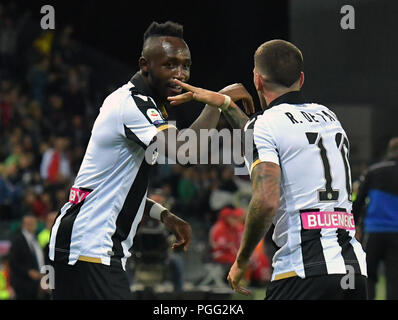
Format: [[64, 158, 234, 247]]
[[129, 72, 169, 119], [267, 90, 306, 108], [129, 72, 155, 98]]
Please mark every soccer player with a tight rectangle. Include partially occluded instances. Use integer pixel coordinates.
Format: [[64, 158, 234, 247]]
[[168, 39, 368, 299], [49, 21, 253, 299]]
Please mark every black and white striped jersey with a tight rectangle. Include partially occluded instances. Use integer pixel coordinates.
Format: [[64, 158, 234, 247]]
[[49, 73, 175, 269], [244, 91, 367, 281]]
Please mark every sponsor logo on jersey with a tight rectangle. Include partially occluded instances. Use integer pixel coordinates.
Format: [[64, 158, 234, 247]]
[[69, 188, 91, 204], [147, 108, 164, 123], [301, 211, 355, 230]]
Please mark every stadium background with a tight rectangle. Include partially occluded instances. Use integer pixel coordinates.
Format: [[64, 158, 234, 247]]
[[0, 0, 396, 299]]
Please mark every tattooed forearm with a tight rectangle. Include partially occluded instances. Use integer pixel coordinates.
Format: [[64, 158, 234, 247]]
[[237, 197, 274, 264], [222, 102, 250, 130], [236, 162, 281, 266]]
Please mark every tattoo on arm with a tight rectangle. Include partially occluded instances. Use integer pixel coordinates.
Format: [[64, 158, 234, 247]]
[[222, 102, 249, 130], [237, 162, 281, 265]]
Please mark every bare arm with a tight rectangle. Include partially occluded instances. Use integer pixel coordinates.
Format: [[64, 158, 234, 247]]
[[227, 161, 281, 295], [222, 101, 250, 130], [144, 198, 192, 251], [152, 81, 255, 164], [168, 80, 254, 130]]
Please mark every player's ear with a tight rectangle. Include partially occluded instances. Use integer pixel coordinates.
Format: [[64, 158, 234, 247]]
[[139, 56, 149, 76], [253, 69, 263, 92], [299, 72, 305, 88]]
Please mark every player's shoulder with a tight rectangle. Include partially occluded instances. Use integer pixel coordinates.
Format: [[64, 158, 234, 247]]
[[101, 82, 133, 110]]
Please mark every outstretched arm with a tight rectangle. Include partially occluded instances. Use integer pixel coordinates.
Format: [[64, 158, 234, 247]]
[[168, 79, 254, 130], [227, 161, 280, 296], [153, 81, 255, 164]]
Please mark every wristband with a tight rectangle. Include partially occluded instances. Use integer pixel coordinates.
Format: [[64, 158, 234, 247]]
[[149, 202, 167, 221], [218, 94, 231, 112]]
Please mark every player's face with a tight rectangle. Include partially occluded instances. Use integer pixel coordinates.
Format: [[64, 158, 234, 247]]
[[147, 37, 191, 103]]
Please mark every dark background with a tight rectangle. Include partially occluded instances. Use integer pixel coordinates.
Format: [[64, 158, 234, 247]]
[[17, 1, 289, 100], [5, 0, 398, 162]]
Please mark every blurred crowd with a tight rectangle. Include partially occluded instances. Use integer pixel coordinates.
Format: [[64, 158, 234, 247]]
[[0, 3, 95, 223]]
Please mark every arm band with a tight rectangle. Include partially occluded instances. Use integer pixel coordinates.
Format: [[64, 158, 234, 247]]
[[149, 202, 167, 221], [218, 94, 232, 112]]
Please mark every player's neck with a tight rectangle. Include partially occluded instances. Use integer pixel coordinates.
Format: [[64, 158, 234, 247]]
[[264, 88, 300, 108]]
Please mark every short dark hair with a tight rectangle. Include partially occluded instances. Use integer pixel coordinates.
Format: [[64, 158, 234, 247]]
[[255, 39, 303, 88], [143, 21, 184, 42]]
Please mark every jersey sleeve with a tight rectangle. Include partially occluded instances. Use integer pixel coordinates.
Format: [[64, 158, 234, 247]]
[[244, 114, 280, 175], [121, 93, 176, 149]]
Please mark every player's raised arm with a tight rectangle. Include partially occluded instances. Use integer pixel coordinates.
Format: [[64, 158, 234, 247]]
[[168, 79, 255, 130], [151, 81, 255, 164]]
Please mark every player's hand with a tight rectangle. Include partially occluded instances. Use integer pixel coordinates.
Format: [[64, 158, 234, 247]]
[[168, 80, 255, 115], [227, 260, 252, 296], [162, 211, 192, 251], [219, 83, 255, 115], [167, 79, 225, 107]]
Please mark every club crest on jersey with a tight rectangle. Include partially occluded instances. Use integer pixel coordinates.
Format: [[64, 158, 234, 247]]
[[147, 108, 164, 124]]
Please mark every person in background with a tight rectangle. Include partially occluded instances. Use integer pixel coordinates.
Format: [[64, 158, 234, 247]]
[[209, 207, 244, 269], [8, 214, 45, 299], [209, 207, 270, 286], [40, 135, 71, 186], [353, 137, 398, 300]]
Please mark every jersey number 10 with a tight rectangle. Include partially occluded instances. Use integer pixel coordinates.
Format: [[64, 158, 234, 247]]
[[306, 132, 352, 202]]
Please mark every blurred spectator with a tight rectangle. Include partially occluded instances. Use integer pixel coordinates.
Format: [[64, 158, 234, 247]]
[[45, 93, 69, 135], [27, 57, 50, 105], [8, 215, 45, 299], [32, 31, 54, 57], [52, 26, 78, 65], [63, 68, 87, 117], [209, 166, 238, 212], [159, 182, 176, 213], [177, 166, 198, 212], [209, 207, 270, 286], [0, 163, 24, 219], [0, 255, 13, 300], [31, 192, 51, 221], [40, 135, 71, 185], [353, 137, 398, 300], [209, 207, 244, 267]]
